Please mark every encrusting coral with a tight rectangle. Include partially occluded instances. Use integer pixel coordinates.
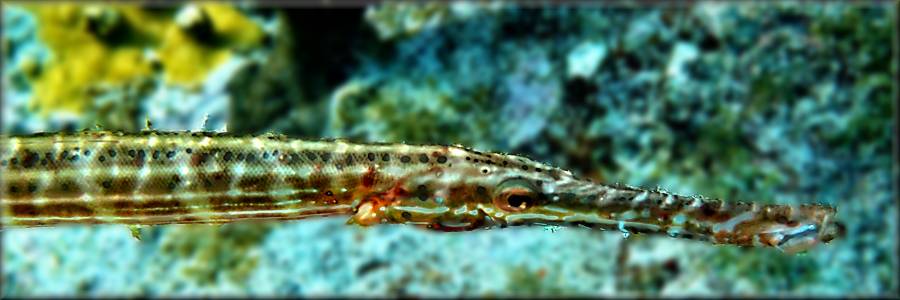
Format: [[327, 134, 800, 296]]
[[24, 4, 264, 115]]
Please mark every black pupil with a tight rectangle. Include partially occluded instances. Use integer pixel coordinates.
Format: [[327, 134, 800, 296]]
[[507, 194, 532, 208]]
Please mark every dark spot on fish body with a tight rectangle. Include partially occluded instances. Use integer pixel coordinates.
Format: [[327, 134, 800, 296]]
[[699, 201, 720, 217], [134, 149, 145, 160], [381, 153, 390, 162], [152, 150, 161, 159], [108, 149, 117, 158], [401, 211, 412, 220], [44, 178, 81, 198], [419, 154, 429, 163], [697, 201, 733, 223], [436, 156, 447, 164], [367, 153, 376, 161], [141, 174, 183, 195], [305, 151, 317, 161], [167, 151, 176, 159], [22, 151, 38, 168], [401, 156, 411, 163], [345, 155, 354, 165], [476, 186, 488, 196], [654, 194, 664, 205], [99, 177, 136, 195], [416, 185, 429, 200], [320, 153, 331, 162]]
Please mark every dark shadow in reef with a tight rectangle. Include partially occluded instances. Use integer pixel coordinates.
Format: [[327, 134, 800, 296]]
[[227, 8, 389, 138]]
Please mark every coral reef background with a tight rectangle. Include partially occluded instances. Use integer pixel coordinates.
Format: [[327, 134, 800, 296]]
[[2, 2, 896, 296]]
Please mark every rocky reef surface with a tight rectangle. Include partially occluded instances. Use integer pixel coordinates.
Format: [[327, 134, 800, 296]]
[[2, 2, 895, 297]]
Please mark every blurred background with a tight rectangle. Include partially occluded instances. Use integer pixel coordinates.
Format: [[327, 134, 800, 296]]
[[1, 1, 896, 297]]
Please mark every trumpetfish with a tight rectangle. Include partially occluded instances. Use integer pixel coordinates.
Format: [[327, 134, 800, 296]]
[[0, 130, 843, 253]]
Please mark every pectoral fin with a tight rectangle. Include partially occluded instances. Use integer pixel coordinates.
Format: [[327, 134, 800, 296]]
[[128, 225, 143, 241]]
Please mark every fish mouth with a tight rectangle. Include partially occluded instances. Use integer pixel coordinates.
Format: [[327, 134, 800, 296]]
[[816, 213, 845, 244], [480, 182, 845, 252], [762, 214, 843, 254]]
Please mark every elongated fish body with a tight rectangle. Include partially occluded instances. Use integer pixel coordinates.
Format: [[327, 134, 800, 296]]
[[1, 130, 842, 253]]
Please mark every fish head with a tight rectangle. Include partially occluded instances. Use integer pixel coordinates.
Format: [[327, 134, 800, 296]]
[[362, 150, 617, 231], [348, 146, 842, 253]]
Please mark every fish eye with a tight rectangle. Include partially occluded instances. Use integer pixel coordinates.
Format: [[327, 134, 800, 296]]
[[505, 194, 533, 209], [493, 179, 539, 212]]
